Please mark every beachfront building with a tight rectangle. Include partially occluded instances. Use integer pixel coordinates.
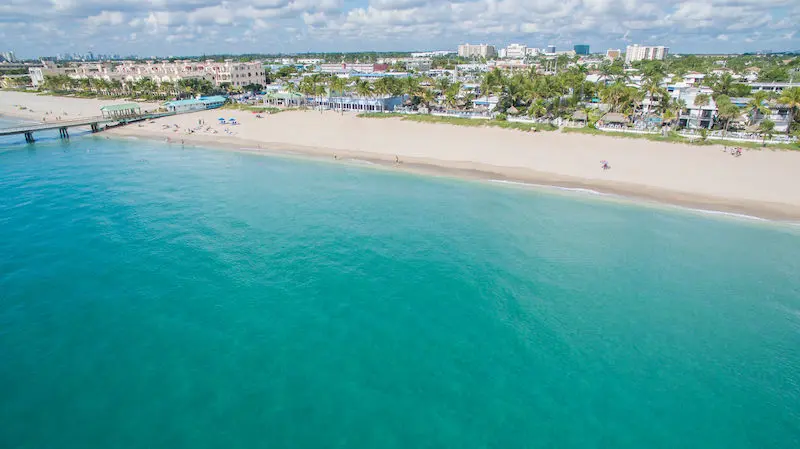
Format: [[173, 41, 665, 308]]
[[207, 61, 268, 88], [457, 44, 497, 59], [625, 45, 669, 64], [313, 95, 406, 112], [31, 60, 267, 89], [746, 82, 800, 94], [163, 96, 227, 113], [472, 95, 500, 111], [262, 91, 305, 107], [747, 102, 794, 132], [673, 87, 717, 129]]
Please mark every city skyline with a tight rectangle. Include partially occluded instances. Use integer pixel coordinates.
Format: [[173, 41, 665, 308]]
[[1, 0, 798, 59]]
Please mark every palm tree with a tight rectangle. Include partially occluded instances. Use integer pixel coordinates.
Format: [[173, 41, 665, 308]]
[[759, 119, 775, 145], [662, 109, 676, 125], [713, 73, 734, 97], [747, 91, 770, 125], [670, 98, 687, 128], [693, 93, 711, 129], [600, 82, 631, 112], [444, 81, 462, 109], [373, 77, 391, 98], [599, 62, 614, 85], [434, 77, 451, 95], [402, 77, 421, 98], [642, 78, 664, 116], [778, 87, 800, 135], [355, 79, 373, 98], [528, 99, 547, 118], [480, 68, 503, 97], [419, 87, 436, 111], [715, 96, 740, 136]]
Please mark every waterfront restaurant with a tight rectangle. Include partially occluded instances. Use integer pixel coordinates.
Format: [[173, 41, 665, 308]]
[[314, 95, 405, 112], [100, 103, 141, 119]]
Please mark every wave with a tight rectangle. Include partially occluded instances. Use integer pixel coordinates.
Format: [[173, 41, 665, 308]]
[[679, 207, 767, 222], [487, 179, 606, 196]]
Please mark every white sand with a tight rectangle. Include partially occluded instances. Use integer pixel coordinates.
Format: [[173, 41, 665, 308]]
[[0, 91, 160, 122], [3, 91, 800, 220]]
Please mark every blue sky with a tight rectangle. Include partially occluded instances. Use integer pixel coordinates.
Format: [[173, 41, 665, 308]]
[[1, 0, 798, 58]]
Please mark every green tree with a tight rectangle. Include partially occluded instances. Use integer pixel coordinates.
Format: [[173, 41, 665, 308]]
[[759, 119, 775, 145], [355, 79, 373, 98], [693, 93, 711, 129], [715, 96, 740, 135], [778, 87, 800, 134], [747, 91, 770, 125]]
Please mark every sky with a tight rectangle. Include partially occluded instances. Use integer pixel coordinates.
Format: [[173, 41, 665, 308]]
[[1, 0, 799, 59]]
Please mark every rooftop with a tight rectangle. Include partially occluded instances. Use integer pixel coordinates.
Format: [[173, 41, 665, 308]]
[[99, 103, 140, 112]]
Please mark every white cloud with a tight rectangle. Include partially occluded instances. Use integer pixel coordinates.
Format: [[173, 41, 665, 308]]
[[86, 10, 124, 27], [0, 0, 797, 57]]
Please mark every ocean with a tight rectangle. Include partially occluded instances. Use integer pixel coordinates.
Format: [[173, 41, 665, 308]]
[[1, 124, 799, 448]]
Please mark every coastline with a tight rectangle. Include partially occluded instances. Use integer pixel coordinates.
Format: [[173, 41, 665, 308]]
[[3, 90, 800, 222], [109, 128, 800, 222]]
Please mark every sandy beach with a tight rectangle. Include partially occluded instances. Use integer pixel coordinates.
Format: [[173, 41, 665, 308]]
[[3, 90, 800, 220]]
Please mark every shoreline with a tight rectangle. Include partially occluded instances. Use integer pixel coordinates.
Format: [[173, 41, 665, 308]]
[[3, 90, 800, 222], [108, 128, 800, 223]]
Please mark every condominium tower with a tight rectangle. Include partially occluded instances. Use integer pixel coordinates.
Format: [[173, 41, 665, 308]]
[[457, 44, 498, 59], [625, 45, 669, 63]]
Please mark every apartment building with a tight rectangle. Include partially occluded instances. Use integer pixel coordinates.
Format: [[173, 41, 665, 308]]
[[503, 43, 528, 59], [457, 44, 498, 59], [31, 60, 267, 88], [625, 45, 669, 64]]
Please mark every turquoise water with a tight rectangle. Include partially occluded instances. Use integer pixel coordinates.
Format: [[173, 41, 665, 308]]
[[1, 130, 800, 448]]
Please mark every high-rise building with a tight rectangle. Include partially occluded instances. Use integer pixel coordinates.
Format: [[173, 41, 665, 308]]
[[574, 45, 590, 55], [546, 45, 556, 54], [457, 44, 497, 59], [504, 43, 528, 59], [1, 51, 16, 62], [625, 44, 669, 63]]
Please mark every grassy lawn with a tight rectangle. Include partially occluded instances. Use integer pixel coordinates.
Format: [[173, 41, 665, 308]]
[[358, 112, 558, 132], [562, 127, 800, 151]]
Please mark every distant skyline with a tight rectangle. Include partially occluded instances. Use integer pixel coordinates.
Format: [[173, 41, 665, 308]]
[[2, 0, 799, 59]]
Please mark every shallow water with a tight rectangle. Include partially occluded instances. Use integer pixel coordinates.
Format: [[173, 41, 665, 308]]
[[1, 132, 799, 448]]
